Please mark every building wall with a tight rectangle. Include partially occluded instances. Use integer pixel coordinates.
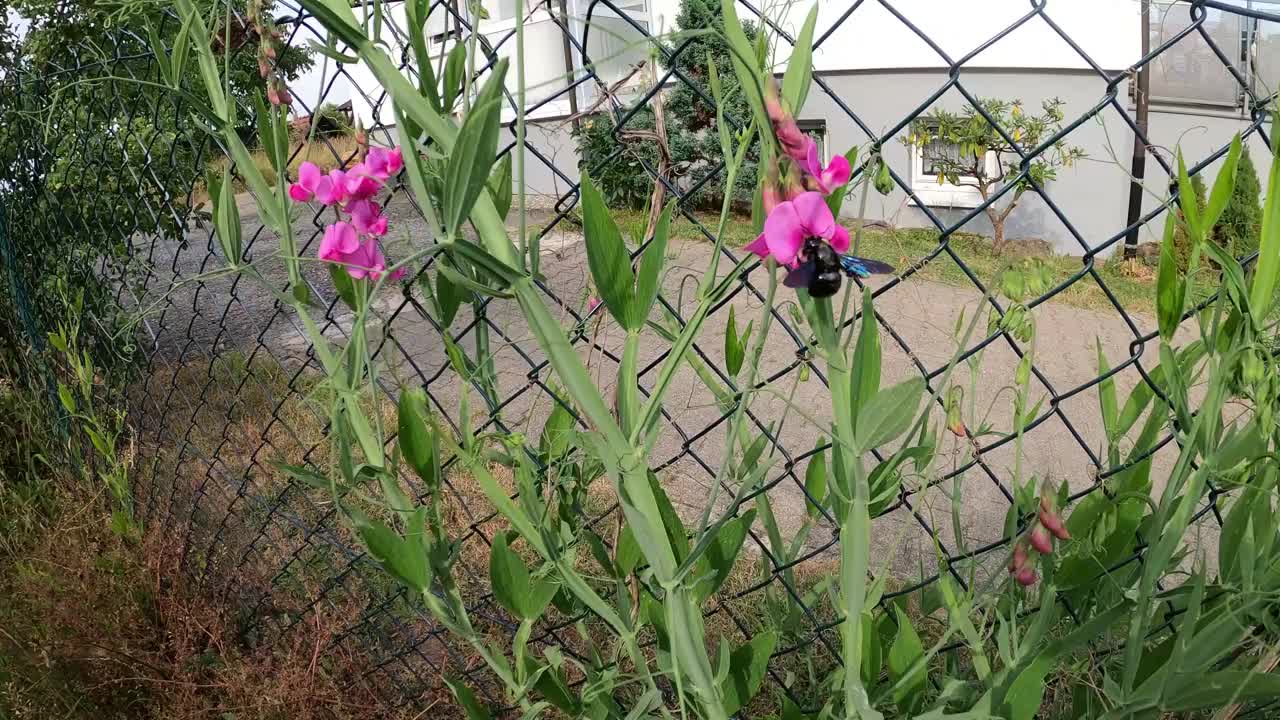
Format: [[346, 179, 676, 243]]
[[798, 69, 1266, 256]]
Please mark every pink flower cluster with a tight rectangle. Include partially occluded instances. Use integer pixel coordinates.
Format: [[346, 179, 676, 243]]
[[1009, 496, 1072, 586], [745, 88, 853, 268], [288, 147, 406, 281]]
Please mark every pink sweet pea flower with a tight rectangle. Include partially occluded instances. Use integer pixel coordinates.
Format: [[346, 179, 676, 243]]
[[364, 146, 404, 180], [347, 199, 388, 236], [319, 221, 360, 261], [802, 144, 851, 195], [289, 163, 348, 205], [344, 165, 383, 201], [744, 192, 849, 267], [344, 239, 388, 280]]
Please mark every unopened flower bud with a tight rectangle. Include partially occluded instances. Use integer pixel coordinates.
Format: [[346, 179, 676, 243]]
[[1029, 524, 1053, 554], [265, 44, 277, 60], [1039, 498, 1071, 541], [266, 85, 280, 105], [874, 158, 894, 196], [1010, 541, 1028, 573], [258, 58, 270, 78], [1015, 566, 1037, 586], [276, 87, 292, 107]]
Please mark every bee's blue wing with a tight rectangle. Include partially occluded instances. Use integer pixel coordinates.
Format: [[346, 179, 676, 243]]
[[839, 255, 895, 278], [784, 261, 817, 289]]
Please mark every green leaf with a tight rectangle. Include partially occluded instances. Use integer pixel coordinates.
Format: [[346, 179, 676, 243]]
[[720, 0, 769, 145], [342, 395, 384, 468], [1251, 130, 1280, 324], [1001, 657, 1051, 720], [1096, 339, 1117, 443], [444, 678, 492, 720], [57, 383, 75, 414], [1163, 671, 1280, 711], [631, 204, 671, 328], [329, 264, 358, 310], [437, 262, 513, 298], [648, 471, 689, 562], [868, 445, 932, 516], [213, 166, 242, 265], [431, 259, 467, 328], [579, 173, 636, 329], [146, 22, 173, 86], [1176, 151, 1202, 241], [855, 378, 925, 452], [351, 510, 429, 592], [488, 153, 514, 221], [615, 523, 641, 575], [850, 288, 881, 430], [860, 612, 883, 687], [539, 396, 576, 463], [490, 531, 532, 617], [443, 61, 506, 237], [1203, 133, 1241, 230], [725, 306, 746, 377], [253, 93, 283, 173], [887, 607, 926, 713], [780, 5, 818, 113], [698, 508, 756, 601], [397, 388, 439, 490], [804, 440, 827, 518], [442, 42, 467, 113], [720, 631, 777, 715], [1156, 209, 1184, 342], [525, 655, 579, 714]]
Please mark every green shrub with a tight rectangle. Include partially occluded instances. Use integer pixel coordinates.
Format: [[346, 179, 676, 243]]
[[1215, 141, 1262, 257], [574, 0, 759, 211]]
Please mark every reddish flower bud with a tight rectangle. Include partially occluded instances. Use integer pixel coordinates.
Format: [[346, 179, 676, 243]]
[[266, 85, 280, 105], [1040, 497, 1071, 540], [1009, 541, 1028, 573], [264, 44, 277, 60], [276, 87, 293, 107], [1015, 566, 1037, 586], [258, 58, 270, 78], [1029, 525, 1053, 555]]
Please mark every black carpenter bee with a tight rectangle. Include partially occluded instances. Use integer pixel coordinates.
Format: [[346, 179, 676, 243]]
[[783, 237, 895, 297]]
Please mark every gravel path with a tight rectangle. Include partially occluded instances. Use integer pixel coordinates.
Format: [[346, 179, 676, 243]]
[[137, 192, 1208, 583]]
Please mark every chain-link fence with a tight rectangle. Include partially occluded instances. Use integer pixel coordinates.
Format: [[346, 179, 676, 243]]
[[1, 0, 1277, 714]]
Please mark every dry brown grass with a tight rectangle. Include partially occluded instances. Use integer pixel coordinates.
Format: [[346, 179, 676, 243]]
[[0, 481, 421, 720], [191, 135, 361, 207]]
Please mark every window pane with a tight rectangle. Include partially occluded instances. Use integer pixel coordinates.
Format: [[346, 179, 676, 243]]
[[921, 139, 975, 177], [585, 16, 648, 89], [1149, 2, 1243, 106], [1252, 6, 1280, 96], [491, 0, 517, 21]]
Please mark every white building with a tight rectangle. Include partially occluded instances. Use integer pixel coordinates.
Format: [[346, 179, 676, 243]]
[[343, 0, 1278, 256]]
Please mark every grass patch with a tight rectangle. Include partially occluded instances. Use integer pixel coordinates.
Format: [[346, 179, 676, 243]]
[[593, 209, 1162, 315]]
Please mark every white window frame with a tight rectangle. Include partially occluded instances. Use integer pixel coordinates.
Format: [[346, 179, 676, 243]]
[[797, 119, 827, 165], [571, 0, 653, 107], [908, 136, 998, 210]]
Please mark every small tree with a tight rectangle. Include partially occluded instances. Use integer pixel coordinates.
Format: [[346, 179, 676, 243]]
[[906, 98, 1085, 253], [574, 0, 758, 210], [1214, 141, 1262, 258]]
